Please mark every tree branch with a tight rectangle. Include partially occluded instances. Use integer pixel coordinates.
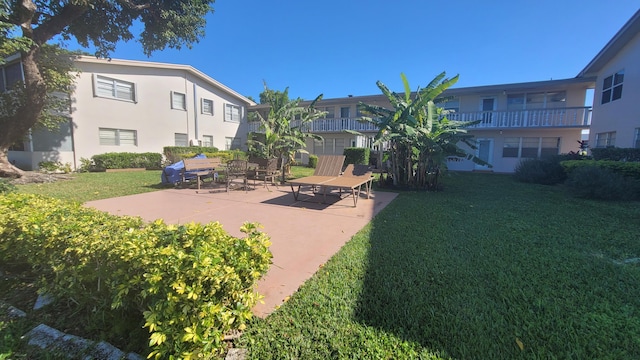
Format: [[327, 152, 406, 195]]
[[32, 2, 89, 44], [118, 0, 152, 11]]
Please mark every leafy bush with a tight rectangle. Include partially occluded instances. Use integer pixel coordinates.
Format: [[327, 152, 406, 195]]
[[0, 178, 16, 194], [91, 152, 163, 170], [308, 154, 318, 168], [513, 158, 566, 185], [590, 147, 640, 161], [0, 193, 272, 358], [38, 161, 71, 173], [343, 147, 370, 166], [561, 160, 640, 180], [164, 146, 220, 164], [564, 166, 637, 200]]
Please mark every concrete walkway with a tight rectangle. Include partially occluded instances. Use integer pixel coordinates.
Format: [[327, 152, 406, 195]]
[[85, 184, 397, 317]]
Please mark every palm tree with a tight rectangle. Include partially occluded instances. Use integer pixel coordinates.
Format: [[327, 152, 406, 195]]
[[355, 72, 489, 189], [247, 84, 325, 182]]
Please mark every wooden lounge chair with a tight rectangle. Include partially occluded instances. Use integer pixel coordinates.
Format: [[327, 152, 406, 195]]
[[287, 155, 345, 202], [322, 164, 374, 206]]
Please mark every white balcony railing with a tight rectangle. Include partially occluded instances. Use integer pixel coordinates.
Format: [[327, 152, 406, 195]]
[[247, 107, 591, 133]]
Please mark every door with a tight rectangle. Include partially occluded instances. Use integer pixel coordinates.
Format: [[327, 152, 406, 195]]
[[475, 138, 493, 170], [481, 98, 496, 125]]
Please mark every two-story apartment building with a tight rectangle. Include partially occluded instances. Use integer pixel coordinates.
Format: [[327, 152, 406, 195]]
[[578, 9, 640, 149], [6, 56, 255, 170], [249, 77, 594, 173]]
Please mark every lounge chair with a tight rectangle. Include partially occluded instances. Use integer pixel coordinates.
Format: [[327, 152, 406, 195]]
[[321, 164, 374, 206], [287, 155, 345, 202]]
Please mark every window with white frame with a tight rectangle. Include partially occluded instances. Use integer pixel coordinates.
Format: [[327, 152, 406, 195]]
[[224, 104, 241, 122], [99, 128, 137, 146], [175, 133, 188, 147], [601, 70, 624, 104], [94, 75, 136, 102], [340, 106, 350, 118], [502, 137, 559, 158], [595, 132, 616, 148], [224, 136, 241, 150], [635, 128, 640, 149], [323, 106, 335, 118], [171, 91, 186, 110], [201, 98, 214, 115], [503, 137, 520, 158], [202, 135, 214, 147]]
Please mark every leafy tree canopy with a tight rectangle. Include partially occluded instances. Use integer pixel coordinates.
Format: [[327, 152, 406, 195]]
[[0, 0, 217, 177]]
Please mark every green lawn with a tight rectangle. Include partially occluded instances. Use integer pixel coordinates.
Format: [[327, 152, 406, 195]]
[[238, 172, 640, 359], [5, 170, 640, 359], [16, 170, 167, 203]]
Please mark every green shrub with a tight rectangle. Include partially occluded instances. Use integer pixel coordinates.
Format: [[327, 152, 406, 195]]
[[561, 160, 640, 180], [0, 193, 272, 358], [38, 161, 71, 173], [343, 147, 370, 166], [91, 152, 163, 170], [163, 146, 220, 164], [0, 178, 16, 194], [513, 158, 566, 185], [564, 166, 637, 200], [308, 154, 318, 168], [590, 147, 640, 162]]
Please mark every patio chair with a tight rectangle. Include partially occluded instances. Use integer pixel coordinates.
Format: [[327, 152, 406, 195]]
[[225, 159, 249, 193], [248, 157, 280, 189]]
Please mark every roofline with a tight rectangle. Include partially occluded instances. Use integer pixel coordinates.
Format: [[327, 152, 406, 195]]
[[250, 77, 596, 109], [577, 9, 640, 78], [75, 56, 256, 106]]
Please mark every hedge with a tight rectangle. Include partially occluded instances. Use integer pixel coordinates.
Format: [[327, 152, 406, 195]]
[[590, 147, 640, 162], [91, 152, 163, 170], [0, 193, 272, 358], [163, 146, 220, 164], [343, 147, 370, 166], [561, 160, 640, 180]]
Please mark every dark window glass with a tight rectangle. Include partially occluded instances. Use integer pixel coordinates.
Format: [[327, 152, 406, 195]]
[[5, 62, 23, 88], [603, 75, 613, 89], [601, 89, 612, 104], [612, 85, 623, 101]]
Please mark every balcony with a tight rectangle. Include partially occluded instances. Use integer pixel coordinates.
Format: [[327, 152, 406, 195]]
[[448, 107, 591, 129], [247, 107, 591, 133]]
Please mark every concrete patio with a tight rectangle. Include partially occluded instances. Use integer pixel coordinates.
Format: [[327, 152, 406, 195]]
[[85, 183, 397, 317]]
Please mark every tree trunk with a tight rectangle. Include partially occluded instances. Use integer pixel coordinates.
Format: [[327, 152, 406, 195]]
[[0, 147, 25, 178], [0, 49, 47, 178]]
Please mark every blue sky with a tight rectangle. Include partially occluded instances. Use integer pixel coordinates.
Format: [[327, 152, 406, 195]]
[[64, 1, 640, 101]]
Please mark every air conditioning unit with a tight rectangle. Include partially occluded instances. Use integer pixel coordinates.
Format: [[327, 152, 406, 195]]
[[189, 139, 200, 146]]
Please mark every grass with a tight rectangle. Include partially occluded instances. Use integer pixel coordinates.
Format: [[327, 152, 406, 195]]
[[238, 172, 640, 359], [16, 170, 167, 203], [4, 169, 640, 358]]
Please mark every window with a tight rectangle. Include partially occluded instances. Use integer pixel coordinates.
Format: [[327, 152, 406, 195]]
[[507, 94, 525, 111], [99, 128, 137, 146], [175, 133, 188, 147], [1, 62, 23, 91], [202, 135, 214, 147], [225, 136, 241, 150], [224, 104, 241, 122], [314, 139, 324, 154], [201, 98, 214, 115], [521, 137, 539, 158], [340, 106, 350, 118], [94, 75, 136, 102], [323, 106, 335, 119], [439, 97, 460, 113], [171, 91, 186, 110], [540, 137, 560, 158], [502, 137, 560, 158], [502, 137, 520, 158], [595, 132, 616, 148], [601, 70, 624, 104]]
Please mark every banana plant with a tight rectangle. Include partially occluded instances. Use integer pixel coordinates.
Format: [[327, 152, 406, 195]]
[[353, 72, 490, 189], [247, 84, 325, 182]]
